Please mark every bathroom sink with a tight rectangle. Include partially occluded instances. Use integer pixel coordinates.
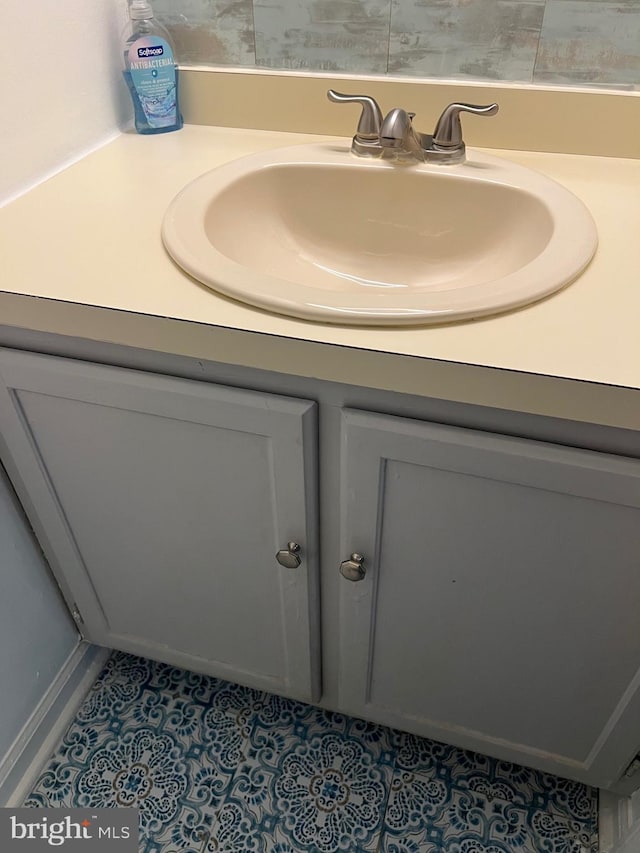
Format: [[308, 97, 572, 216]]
[[162, 143, 597, 325]]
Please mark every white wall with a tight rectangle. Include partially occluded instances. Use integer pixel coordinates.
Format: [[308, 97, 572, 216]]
[[0, 467, 78, 762], [0, 0, 128, 776], [0, 0, 129, 205]]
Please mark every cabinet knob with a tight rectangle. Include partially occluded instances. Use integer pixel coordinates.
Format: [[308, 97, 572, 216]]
[[340, 553, 366, 582], [276, 541, 302, 569]]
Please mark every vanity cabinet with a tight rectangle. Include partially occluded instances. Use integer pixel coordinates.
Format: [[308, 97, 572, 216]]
[[337, 408, 640, 789], [1, 346, 640, 790], [0, 350, 320, 702]]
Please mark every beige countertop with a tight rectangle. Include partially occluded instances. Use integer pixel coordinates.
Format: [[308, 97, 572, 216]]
[[1, 120, 639, 430]]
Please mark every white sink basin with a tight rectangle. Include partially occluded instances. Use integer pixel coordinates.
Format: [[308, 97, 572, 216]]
[[162, 143, 597, 325]]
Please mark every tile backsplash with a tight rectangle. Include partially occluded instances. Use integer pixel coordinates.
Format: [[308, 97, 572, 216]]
[[153, 0, 640, 89]]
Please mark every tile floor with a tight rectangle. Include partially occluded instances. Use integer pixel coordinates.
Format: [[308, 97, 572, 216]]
[[26, 651, 598, 852]]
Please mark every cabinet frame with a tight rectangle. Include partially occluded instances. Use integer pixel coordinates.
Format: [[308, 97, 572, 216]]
[[1, 341, 640, 791]]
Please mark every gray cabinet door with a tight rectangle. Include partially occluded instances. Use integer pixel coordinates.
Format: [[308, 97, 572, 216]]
[[0, 349, 320, 702], [339, 408, 640, 788]]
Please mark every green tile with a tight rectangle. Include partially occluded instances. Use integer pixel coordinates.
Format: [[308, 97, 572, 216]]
[[389, 0, 545, 82], [534, 0, 640, 87], [253, 0, 392, 73], [152, 0, 256, 66], [141, 0, 639, 89]]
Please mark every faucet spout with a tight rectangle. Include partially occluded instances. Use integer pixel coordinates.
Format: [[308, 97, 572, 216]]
[[379, 109, 424, 161]]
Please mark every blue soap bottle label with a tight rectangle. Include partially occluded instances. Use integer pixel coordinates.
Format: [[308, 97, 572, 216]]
[[125, 35, 180, 130]]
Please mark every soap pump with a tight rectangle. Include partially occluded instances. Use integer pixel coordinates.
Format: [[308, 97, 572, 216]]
[[122, 0, 183, 134]]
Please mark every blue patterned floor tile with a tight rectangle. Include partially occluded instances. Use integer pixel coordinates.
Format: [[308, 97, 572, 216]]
[[250, 692, 397, 767], [146, 658, 261, 709], [24, 652, 598, 852], [212, 730, 393, 852], [380, 763, 596, 853], [394, 732, 597, 830], [75, 650, 154, 724], [529, 810, 598, 853], [25, 653, 261, 852]]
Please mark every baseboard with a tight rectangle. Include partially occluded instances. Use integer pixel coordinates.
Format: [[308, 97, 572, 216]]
[[615, 822, 640, 853], [599, 789, 640, 853], [0, 641, 110, 806], [599, 791, 622, 852]]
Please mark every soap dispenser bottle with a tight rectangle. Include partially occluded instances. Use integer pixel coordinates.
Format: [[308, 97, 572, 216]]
[[122, 0, 183, 134]]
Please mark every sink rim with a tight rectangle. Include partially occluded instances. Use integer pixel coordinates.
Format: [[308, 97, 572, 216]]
[[162, 143, 598, 326]]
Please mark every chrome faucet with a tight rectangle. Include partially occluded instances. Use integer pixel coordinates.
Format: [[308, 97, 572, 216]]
[[379, 108, 425, 161], [328, 90, 499, 164], [326, 91, 384, 156]]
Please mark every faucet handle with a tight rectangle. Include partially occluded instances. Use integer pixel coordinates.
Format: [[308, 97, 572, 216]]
[[327, 90, 383, 152], [432, 102, 499, 150]]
